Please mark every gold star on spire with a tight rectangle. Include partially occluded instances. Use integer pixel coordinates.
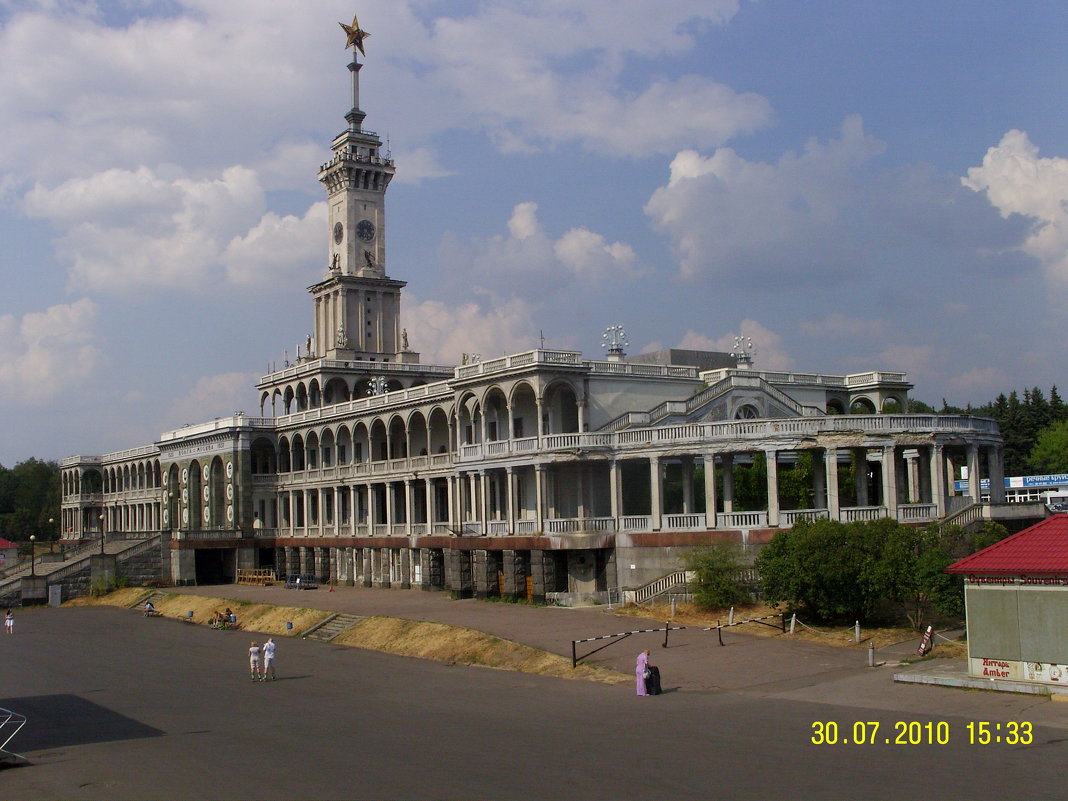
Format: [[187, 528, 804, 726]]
[[339, 14, 370, 56]]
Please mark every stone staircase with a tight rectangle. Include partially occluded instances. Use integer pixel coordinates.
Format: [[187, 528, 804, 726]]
[[129, 590, 168, 610], [300, 613, 364, 642]]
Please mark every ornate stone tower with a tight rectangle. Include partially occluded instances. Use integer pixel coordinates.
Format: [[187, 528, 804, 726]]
[[311, 14, 408, 362]]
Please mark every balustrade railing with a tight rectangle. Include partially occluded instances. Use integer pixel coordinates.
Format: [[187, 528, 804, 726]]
[[780, 509, 829, 525], [487, 521, 509, 536], [619, 515, 651, 531], [663, 514, 704, 530], [515, 520, 539, 534], [897, 503, 938, 522], [841, 506, 887, 522], [716, 511, 767, 529]]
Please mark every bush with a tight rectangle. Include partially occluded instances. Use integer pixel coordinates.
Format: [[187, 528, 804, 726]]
[[684, 544, 750, 610]]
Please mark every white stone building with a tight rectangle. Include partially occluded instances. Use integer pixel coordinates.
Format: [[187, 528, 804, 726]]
[[59, 23, 1005, 603]]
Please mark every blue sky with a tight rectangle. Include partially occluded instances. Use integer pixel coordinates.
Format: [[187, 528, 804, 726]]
[[2, 0, 1067, 465]]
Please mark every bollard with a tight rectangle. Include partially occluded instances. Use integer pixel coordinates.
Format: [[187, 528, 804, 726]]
[[728, 606, 734, 626], [671, 597, 676, 618], [790, 613, 796, 635], [868, 641, 876, 667], [855, 620, 861, 643]]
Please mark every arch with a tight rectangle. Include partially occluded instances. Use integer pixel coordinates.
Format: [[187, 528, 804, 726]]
[[209, 456, 226, 528], [483, 387, 508, 441], [165, 465, 179, 531], [826, 399, 846, 415], [308, 379, 322, 408], [850, 397, 877, 415], [509, 381, 538, 440], [295, 383, 309, 412], [305, 431, 320, 469], [385, 378, 404, 393], [324, 377, 350, 405], [187, 460, 203, 530], [277, 436, 293, 472], [336, 425, 353, 465], [283, 386, 295, 415], [388, 415, 407, 459], [291, 435, 306, 471], [543, 381, 580, 434], [320, 427, 336, 467], [881, 396, 903, 414], [352, 421, 370, 463], [734, 404, 760, 420], [259, 390, 271, 416], [369, 419, 388, 461], [408, 410, 429, 456], [252, 437, 277, 474], [428, 407, 452, 454]]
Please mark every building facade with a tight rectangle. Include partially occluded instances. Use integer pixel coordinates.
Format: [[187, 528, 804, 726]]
[[59, 23, 1006, 603]]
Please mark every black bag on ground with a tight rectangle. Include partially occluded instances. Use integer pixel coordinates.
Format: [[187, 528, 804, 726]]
[[646, 665, 662, 695]]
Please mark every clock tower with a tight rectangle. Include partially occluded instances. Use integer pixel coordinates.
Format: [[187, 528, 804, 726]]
[[310, 14, 407, 362]]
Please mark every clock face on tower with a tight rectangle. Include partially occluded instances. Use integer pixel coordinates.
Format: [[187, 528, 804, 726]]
[[333, 222, 344, 244], [356, 219, 377, 242]]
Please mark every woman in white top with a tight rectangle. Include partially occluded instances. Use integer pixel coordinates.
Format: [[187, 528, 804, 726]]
[[249, 642, 262, 681]]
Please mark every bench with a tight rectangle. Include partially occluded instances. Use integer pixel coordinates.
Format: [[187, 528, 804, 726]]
[[284, 573, 319, 590], [236, 568, 276, 586]]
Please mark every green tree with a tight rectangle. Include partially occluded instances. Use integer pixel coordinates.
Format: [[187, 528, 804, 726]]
[[0, 459, 60, 543], [684, 545, 749, 610], [1029, 421, 1068, 474], [755, 518, 885, 621]]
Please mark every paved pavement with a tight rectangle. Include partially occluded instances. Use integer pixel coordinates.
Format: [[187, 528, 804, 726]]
[[166, 583, 1068, 726], [2, 601, 1066, 800]]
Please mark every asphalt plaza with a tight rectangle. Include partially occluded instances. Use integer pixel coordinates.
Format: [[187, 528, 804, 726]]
[[2, 600, 1067, 800]]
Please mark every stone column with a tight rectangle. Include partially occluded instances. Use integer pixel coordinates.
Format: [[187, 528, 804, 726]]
[[404, 479, 413, 536], [765, 450, 780, 527], [577, 399, 587, 433], [905, 451, 920, 504], [824, 448, 840, 520], [681, 456, 695, 514], [987, 446, 1006, 503], [400, 547, 411, 589], [704, 454, 718, 529], [854, 449, 869, 507], [425, 477, 435, 533], [362, 547, 373, 587], [882, 446, 899, 519], [649, 455, 663, 531], [812, 449, 827, 510], [930, 443, 946, 516], [609, 460, 622, 529], [535, 465, 546, 533], [721, 453, 735, 514], [506, 467, 517, 535], [967, 444, 982, 503], [479, 471, 490, 534]]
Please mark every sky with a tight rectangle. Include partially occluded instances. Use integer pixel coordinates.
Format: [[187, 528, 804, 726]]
[[2, 0, 1067, 465]]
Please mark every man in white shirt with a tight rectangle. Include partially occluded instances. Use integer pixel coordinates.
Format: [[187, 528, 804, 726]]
[[262, 637, 277, 681]]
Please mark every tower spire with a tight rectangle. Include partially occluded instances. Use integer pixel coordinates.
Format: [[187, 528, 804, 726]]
[[339, 13, 370, 132]]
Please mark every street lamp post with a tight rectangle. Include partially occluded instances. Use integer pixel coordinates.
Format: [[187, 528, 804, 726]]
[[99, 511, 106, 554], [29, 535, 36, 577], [48, 517, 55, 553]]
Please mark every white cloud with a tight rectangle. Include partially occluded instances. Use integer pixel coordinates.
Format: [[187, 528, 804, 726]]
[[963, 130, 1068, 284], [24, 165, 323, 292], [676, 319, 792, 370], [163, 372, 260, 431], [441, 202, 640, 299], [0, 298, 101, 401], [800, 313, 889, 339], [393, 147, 455, 184], [646, 115, 1034, 287], [224, 202, 326, 286], [402, 295, 537, 365]]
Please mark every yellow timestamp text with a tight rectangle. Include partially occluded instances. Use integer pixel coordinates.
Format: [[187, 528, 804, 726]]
[[810, 721, 1033, 745]]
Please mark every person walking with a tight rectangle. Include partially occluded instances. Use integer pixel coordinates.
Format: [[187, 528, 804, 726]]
[[636, 650, 649, 696], [249, 641, 262, 681], [4, 609, 12, 635], [262, 637, 276, 681]]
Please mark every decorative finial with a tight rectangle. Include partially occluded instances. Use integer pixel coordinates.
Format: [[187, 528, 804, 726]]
[[340, 13, 370, 56], [602, 324, 629, 360], [730, 335, 755, 369]]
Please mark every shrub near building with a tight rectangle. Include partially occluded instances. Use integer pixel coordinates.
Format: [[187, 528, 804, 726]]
[[753, 518, 1010, 627]]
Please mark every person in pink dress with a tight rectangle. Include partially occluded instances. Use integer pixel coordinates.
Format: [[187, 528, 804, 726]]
[[636, 650, 649, 696]]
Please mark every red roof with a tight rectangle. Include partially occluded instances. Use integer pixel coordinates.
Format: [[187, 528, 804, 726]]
[[0, 538, 17, 549], [946, 515, 1068, 575]]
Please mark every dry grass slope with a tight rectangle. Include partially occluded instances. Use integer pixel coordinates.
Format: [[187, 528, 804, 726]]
[[68, 590, 628, 684]]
